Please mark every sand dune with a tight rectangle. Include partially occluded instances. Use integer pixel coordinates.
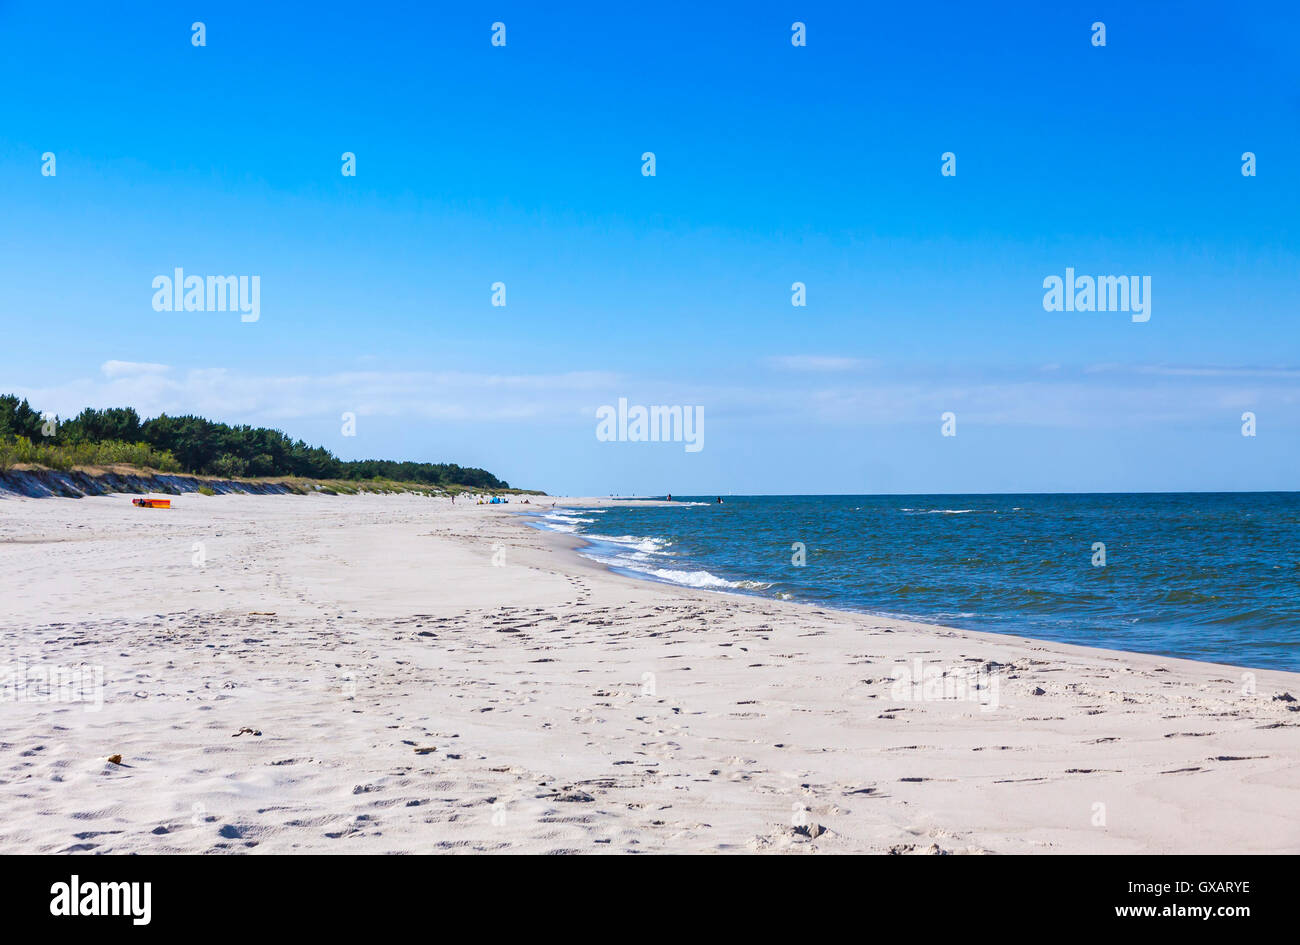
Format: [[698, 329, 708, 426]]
[[1, 493, 1296, 854]]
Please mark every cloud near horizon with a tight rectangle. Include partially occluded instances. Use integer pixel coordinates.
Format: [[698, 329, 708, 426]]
[[6, 359, 1296, 436], [11, 362, 622, 426]]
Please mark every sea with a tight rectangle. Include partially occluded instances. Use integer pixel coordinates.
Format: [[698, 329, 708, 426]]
[[528, 493, 1300, 672]]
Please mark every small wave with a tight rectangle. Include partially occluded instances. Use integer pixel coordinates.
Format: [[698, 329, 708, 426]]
[[900, 508, 988, 515], [618, 561, 768, 590], [586, 533, 673, 554], [576, 543, 770, 590]]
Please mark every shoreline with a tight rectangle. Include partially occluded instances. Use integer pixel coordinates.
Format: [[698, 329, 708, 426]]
[[1, 492, 1297, 854], [525, 500, 1299, 677], [524, 500, 1300, 685]]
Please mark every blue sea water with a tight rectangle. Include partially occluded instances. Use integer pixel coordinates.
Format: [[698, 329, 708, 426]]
[[531, 494, 1300, 672]]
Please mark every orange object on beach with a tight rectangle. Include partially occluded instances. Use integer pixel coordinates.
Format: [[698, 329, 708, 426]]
[[132, 497, 171, 509]]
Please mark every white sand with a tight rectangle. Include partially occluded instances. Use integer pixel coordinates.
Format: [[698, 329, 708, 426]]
[[1, 492, 1297, 854]]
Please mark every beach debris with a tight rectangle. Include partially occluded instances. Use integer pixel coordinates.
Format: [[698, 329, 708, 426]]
[[1273, 692, 1296, 702], [413, 746, 437, 755], [887, 842, 948, 855], [107, 754, 123, 765], [131, 497, 171, 509], [232, 727, 262, 737], [792, 822, 829, 840], [1030, 686, 1047, 696], [548, 787, 595, 803], [247, 611, 276, 616]]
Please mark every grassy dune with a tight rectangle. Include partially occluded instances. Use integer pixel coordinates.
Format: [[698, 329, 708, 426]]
[[0, 458, 544, 499]]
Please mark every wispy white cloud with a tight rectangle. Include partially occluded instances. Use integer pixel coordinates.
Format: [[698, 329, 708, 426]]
[[14, 363, 621, 426], [100, 360, 171, 378], [11, 360, 1298, 435], [765, 355, 873, 372], [1087, 363, 1300, 379]]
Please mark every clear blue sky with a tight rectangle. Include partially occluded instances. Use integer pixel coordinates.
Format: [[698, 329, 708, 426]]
[[2, 1, 1298, 494]]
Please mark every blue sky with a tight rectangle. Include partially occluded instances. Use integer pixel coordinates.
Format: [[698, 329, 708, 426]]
[[2, 1, 1298, 494]]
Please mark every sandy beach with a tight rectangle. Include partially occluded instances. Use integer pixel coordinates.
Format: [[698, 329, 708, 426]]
[[1, 492, 1297, 855]]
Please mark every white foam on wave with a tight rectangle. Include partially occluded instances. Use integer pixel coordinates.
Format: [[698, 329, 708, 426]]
[[586, 533, 672, 554], [581, 554, 769, 591], [628, 565, 742, 589], [536, 510, 600, 534]]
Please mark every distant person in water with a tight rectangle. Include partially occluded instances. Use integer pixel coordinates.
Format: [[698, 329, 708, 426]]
[[667, 493, 672, 502], [716, 496, 723, 504]]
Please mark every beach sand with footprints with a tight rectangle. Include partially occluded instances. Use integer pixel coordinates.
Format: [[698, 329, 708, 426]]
[[1, 493, 1297, 854]]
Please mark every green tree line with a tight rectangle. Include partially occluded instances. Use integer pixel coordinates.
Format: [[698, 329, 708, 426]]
[[0, 395, 509, 489]]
